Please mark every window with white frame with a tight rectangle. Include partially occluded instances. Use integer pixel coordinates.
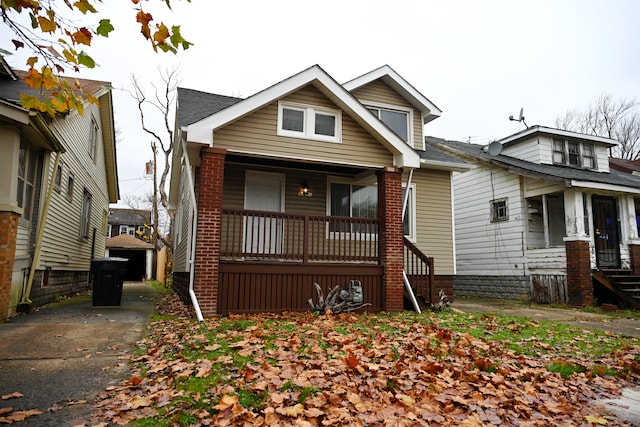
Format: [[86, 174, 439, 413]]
[[80, 189, 92, 238], [119, 225, 135, 236], [402, 184, 416, 241], [278, 101, 341, 142], [552, 138, 596, 169], [89, 117, 98, 160], [367, 104, 411, 143], [328, 179, 377, 233], [106, 224, 112, 237], [17, 141, 38, 221], [490, 198, 508, 222]]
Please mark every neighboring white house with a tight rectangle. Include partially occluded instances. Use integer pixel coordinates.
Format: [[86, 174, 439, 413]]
[[429, 126, 640, 307], [0, 56, 119, 319]]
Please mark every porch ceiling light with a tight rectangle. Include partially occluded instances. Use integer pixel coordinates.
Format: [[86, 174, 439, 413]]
[[298, 181, 312, 197]]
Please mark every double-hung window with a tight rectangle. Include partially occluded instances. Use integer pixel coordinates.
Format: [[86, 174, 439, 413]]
[[89, 118, 98, 160], [278, 101, 341, 142], [17, 141, 38, 221], [367, 104, 412, 143], [402, 184, 416, 241], [491, 198, 508, 222], [80, 189, 92, 238], [328, 180, 377, 234], [552, 138, 596, 169]]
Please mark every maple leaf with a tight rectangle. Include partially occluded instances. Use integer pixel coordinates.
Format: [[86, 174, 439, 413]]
[[130, 396, 152, 409], [584, 414, 608, 425], [277, 403, 304, 417], [345, 351, 359, 369]]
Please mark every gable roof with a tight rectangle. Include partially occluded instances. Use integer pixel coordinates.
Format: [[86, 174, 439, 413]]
[[106, 233, 154, 249], [498, 125, 617, 147], [609, 157, 640, 174], [108, 208, 151, 225], [176, 88, 242, 127], [427, 136, 640, 193], [343, 65, 442, 125], [184, 65, 421, 169]]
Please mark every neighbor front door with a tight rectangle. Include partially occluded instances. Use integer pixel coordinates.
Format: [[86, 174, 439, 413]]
[[592, 196, 621, 268]]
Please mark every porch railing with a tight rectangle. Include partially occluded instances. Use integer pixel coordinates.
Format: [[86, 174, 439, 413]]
[[221, 209, 379, 263], [403, 236, 434, 303]]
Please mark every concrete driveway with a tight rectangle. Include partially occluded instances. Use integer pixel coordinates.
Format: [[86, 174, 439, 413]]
[[0, 282, 157, 426]]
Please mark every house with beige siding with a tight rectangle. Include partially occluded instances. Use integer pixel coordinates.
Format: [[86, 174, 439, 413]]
[[429, 127, 640, 308], [169, 65, 468, 318], [0, 57, 118, 320]]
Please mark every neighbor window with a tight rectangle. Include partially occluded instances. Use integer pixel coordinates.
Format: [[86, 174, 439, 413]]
[[367, 104, 411, 143], [66, 173, 75, 201], [17, 141, 38, 221], [552, 138, 596, 169], [491, 198, 508, 222], [54, 163, 63, 191], [402, 184, 416, 241], [89, 118, 98, 160], [120, 225, 135, 236], [80, 189, 92, 238], [278, 102, 341, 142], [328, 180, 377, 233]]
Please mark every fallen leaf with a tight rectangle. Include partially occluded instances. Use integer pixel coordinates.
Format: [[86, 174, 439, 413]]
[[1, 392, 23, 400], [584, 415, 608, 425]]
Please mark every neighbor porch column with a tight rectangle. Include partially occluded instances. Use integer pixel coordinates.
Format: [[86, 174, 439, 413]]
[[565, 237, 593, 307], [0, 211, 20, 322], [193, 147, 227, 316], [378, 166, 404, 312]]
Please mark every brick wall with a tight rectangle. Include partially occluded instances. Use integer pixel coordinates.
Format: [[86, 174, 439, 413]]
[[193, 147, 226, 316], [377, 167, 403, 312], [630, 244, 640, 276], [0, 211, 20, 322], [565, 239, 593, 307]]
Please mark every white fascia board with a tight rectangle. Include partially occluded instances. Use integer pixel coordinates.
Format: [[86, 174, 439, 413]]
[[570, 180, 640, 195], [499, 125, 617, 147], [0, 100, 29, 124], [187, 65, 420, 168], [343, 65, 442, 124], [420, 158, 474, 172]]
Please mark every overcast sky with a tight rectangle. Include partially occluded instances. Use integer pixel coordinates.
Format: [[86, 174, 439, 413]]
[[2, 0, 639, 207]]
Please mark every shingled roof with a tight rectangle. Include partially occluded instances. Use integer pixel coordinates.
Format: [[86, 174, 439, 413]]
[[176, 87, 242, 128], [427, 136, 640, 190]]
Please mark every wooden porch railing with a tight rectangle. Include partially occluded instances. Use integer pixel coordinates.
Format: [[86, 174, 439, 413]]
[[221, 209, 379, 263], [403, 236, 434, 303]]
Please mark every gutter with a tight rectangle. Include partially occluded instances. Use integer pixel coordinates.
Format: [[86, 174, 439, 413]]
[[181, 138, 204, 321]]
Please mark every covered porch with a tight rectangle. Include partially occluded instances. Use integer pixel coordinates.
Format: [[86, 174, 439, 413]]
[[174, 148, 434, 316]]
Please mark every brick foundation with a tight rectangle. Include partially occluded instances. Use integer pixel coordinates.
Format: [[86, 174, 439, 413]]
[[378, 167, 403, 312], [193, 147, 226, 316], [0, 211, 19, 322], [565, 239, 593, 307]]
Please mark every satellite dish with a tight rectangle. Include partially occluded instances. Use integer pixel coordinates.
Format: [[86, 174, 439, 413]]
[[487, 141, 503, 156]]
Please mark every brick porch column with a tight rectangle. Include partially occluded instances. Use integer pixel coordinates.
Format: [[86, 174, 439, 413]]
[[378, 166, 404, 312], [565, 237, 593, 307], [0, 211, 20, 322], [193, 147, 227, 316], [630, 244, 640, 276]]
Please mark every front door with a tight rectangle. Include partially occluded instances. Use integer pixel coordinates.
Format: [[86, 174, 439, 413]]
[[592, 196, 621, 268], [244, 171, 284, 256]]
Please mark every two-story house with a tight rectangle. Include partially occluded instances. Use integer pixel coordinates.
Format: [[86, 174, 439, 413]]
[[0, 57, 119, 320], [169, 65, 468, 318], [429, 126, 640, 308], [107, 208, 152, 241]]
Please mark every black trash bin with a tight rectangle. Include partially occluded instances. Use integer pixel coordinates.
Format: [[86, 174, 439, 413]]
[[90, 257, 128, 306]]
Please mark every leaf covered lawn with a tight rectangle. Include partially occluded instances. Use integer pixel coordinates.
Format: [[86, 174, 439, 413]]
[[93, 294, 640, 426]]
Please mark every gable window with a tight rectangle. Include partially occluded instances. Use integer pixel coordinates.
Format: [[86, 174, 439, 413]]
[[278, 101, 341, 142], [367, 104, 411, 143], [89, 118, 98, 160], [328, 180, 377, 233], [491, 198, 508, 222], [552, 138, 596, 169], [17, 141, 38, 221], [80, 189, 92, 238]]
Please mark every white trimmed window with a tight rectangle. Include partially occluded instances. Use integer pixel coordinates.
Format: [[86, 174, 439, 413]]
[[278, 101, 341, 143], [119, 225, 135, 236], [80, 189, 92, 238], [89, 117, 98, 160], [367, 103, 412, 144], [491, 198, 508, 222], [17, 141, 38, 221], [552, 138, 596, 169]]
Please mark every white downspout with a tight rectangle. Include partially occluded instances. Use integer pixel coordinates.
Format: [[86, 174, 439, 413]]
[[181, 138, 204, 321], [401, 169, 421, 313]]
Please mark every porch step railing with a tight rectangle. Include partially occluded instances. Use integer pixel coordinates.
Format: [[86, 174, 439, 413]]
[[221, 209, 379, 264], [403, 236, 434, 304]]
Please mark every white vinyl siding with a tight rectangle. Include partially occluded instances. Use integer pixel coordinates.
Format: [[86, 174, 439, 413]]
[[452, 164, 526, 276]]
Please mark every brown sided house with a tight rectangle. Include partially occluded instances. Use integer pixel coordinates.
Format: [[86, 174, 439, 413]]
[[169, 65, 468, 318]]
